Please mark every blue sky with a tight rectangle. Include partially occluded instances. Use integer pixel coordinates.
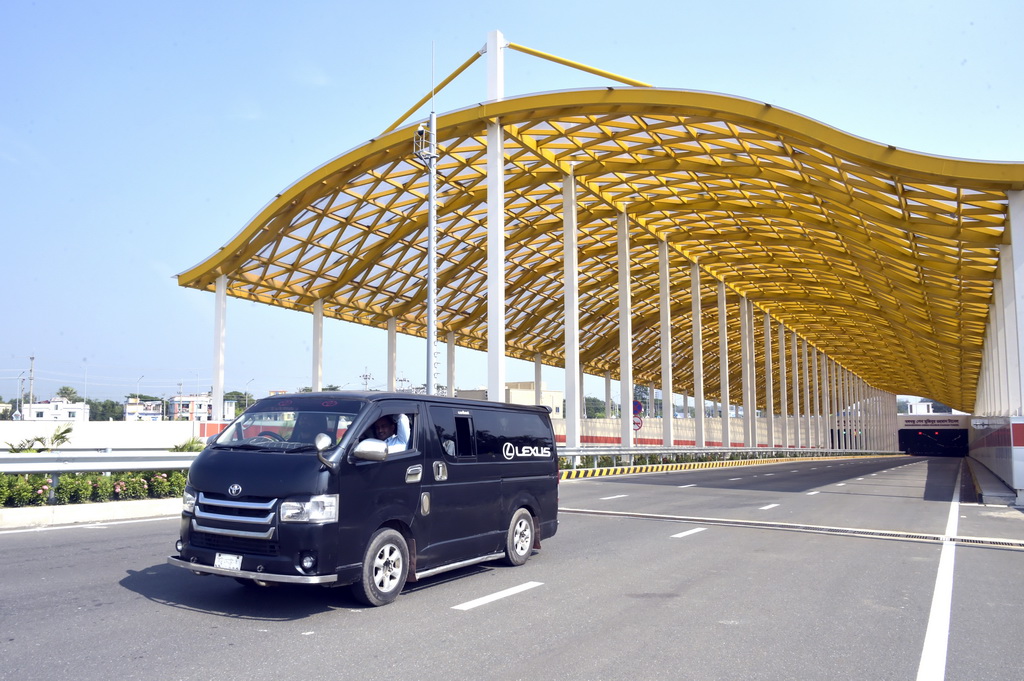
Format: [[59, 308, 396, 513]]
[[2, 0, 1022, 404]]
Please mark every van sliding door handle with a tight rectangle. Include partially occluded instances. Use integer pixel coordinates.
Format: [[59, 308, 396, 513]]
[[405, 464, 422, 484], [433, 461, 448, 481]]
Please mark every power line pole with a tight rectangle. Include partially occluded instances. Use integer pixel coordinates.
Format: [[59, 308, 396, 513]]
[[28, 355, 35, 404]]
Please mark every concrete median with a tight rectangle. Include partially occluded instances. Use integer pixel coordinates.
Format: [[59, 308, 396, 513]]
[[0, 498, 181, 530]]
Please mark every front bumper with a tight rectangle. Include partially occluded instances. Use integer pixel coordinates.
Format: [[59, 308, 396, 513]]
[[166, 555, 338, 584]]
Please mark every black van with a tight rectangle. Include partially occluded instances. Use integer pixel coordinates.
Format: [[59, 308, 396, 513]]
[[167, 392, 558, 606]]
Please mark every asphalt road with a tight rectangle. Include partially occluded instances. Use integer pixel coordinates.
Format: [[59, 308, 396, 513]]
[[2, 456, 1022, 681]]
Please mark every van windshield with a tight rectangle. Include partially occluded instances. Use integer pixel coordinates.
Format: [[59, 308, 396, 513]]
[[211, 396, 364, 453]]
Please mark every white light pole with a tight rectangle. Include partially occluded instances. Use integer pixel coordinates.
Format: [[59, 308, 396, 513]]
[[415, 107, 439, 395], [136, 375, 144, 420]]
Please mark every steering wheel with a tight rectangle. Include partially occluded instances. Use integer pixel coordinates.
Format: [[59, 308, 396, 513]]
[[253, 431, 285, 442]]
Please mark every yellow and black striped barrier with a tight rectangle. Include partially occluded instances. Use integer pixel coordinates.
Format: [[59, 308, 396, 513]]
[[558, 454, 903, 480]]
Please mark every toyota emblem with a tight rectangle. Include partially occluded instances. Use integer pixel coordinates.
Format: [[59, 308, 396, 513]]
[[228, 484, 242, 497]]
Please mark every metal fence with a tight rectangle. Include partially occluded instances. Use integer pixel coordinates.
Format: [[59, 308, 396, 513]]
[[1, 445, 897, 476], [0, 449, 198, 475], [557, 446, 898, 468]]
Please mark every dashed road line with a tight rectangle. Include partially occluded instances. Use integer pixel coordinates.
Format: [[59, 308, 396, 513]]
[[807, 491, 820, 495], [600, 494, 628, 500], [671, 527, 707, 539], [452, 582, 543, 611], [759, 504, 780, 510]]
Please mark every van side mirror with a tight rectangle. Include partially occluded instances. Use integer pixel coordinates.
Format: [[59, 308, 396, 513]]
[[353, 438, 388, 462], [314, 433, 332, 452]]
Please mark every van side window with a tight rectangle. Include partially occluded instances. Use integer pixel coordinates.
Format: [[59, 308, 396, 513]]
[[363, 411, 414, 452], [472, 409, 555, 460], [430, 406, 475, 458]]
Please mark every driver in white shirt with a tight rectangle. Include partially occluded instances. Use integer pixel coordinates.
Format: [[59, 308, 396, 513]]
[[372, 414, 410, 453]]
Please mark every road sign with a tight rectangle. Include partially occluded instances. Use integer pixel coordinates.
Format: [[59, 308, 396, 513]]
[[632, 415, 643, 431], [632, 400, 643, 415]]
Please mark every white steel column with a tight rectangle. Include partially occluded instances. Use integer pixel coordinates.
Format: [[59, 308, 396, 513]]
[[618, 212, 634, 448], [312, 299, 324, 392], [212, 275, 227, 421], [798, 337, 806, 446], [832, 360, 841, 449], [691, 262, 705, 446], [563, 168, 581, 447], [659, 239, 674, 447], [764, 312, 774, 448], [447, 331, 456, 397], [778, 323, 789, 449], [486, 30, 507, 402], [1006, 190, 1024, 415], [745, 298, 757, 444], [739, 296, 752, 446], [791, 332, 801, 449], [604, 371, 612, 418], [387, 318, 397, 391], [844, 369, 853, 450], [821, 356, 831, 449], [534, 353, 543, 404], [717, 280, 731, 447], [811, 348, 821, 448]]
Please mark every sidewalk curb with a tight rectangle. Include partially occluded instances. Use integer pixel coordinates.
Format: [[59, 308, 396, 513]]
[[0, 498, 180, 530]]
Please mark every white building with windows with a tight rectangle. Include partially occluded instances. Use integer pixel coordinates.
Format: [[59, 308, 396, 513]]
[[168, 393, 237, 421], [21, 397, 90, 422]]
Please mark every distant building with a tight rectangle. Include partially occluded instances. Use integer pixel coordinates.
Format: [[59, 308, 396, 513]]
[[21, 397, 90, 422], [456, 382, 563, 417], [167, 393, 237, 421], [908, 401, 934, 415], [124, 398, 165, 421]]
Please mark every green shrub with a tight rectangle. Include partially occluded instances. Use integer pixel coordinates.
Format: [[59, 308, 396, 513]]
[[54, 474, 94, 505], [6, 476, 47, 507], [171, 437, 205, 452], [113, 474, 148, 500], [90, 475, 113, 502], [167, 471, 187, 498], [148, 473, 170, 498], [0, 474, 10, 505]]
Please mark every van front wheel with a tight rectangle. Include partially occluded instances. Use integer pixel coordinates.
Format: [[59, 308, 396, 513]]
[[352, 528, 409, 606], [504, 508, 535, 566]]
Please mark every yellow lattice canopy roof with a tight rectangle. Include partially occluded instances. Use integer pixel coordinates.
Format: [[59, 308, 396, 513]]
[[178, 88, 1024, 413]]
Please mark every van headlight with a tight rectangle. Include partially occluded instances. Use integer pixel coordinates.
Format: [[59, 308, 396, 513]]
[[280, 494, 339, 523], [182, 488, 196, 514]]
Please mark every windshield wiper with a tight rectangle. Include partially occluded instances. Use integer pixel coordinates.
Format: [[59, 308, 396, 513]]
[[209, 441, 277, 450]]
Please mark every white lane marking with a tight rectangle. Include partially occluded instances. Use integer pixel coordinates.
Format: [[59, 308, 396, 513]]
[[856, 478, 865, 481], [806, 491, 820, 496], [600, 494, 628, 500], [835, 483, 846, 487], [915, 467, 961, 681], [759, 504, 780, 510], [678, 484, 696, 488], [671, 527, 707, 539], [764, 473, 775, 476], [0, 516, 176, 536], [452, 582, 543, 611], [729, 477, 742, 481]]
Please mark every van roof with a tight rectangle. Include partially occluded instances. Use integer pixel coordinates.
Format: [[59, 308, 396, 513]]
[[258, 391, 553, 415]]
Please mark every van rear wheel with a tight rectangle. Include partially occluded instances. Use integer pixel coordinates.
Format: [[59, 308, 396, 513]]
[[504, 508, 535, 566], [352, 528, 409, 607]]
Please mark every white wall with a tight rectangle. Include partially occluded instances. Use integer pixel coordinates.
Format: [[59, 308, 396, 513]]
[[0, 420, 212, 450]]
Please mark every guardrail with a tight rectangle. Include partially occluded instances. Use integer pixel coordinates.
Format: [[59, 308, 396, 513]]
[[558, 446, 899, 467], [1, 445, 900, 476], [0, 449, 198, 475]]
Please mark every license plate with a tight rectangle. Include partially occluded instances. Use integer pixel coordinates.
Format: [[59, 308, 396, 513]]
[[214, 553, 243, 570]]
